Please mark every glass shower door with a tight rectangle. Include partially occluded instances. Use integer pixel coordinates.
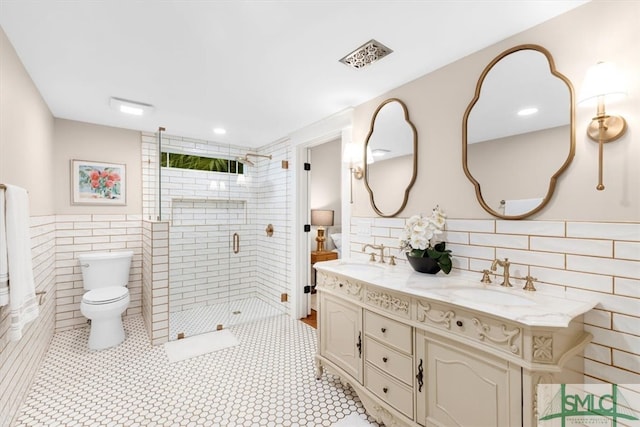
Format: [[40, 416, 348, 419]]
[[163, 138, 233, 340]]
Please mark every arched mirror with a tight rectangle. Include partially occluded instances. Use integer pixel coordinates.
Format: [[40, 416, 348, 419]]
[[364, 98, 417, 217], [463, 44, 575, 219]]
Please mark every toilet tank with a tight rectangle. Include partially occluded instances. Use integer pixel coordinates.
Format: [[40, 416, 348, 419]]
[[78, 251, 134, 290]]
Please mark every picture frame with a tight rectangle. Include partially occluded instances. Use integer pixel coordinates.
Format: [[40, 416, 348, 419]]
[[71, 159, 126, 205]]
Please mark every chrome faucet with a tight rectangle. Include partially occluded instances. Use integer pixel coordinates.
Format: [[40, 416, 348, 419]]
[[362, 243, 385, 263], [490, 258, 513, 287]]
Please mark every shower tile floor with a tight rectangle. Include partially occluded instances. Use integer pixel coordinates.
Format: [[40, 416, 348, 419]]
[[15, 308, 382, 426], [169, 297, 285, 339]]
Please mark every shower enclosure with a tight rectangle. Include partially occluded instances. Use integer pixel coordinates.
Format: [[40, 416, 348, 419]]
[[148, 131, 290, 340]]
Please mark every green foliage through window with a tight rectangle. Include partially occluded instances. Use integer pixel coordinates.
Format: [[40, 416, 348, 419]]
[[161, 152, 244, 174]]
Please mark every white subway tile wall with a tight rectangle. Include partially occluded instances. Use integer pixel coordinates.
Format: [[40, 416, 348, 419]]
[[142, 220, 170, 345], [254, 141, 292, 309], [0, 216, 56, 426], [350, 216, 640, 385], [55, 214, 143, 332]]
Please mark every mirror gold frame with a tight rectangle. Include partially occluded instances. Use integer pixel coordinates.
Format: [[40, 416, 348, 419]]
[[462, 44, 575, 220], [364, 98, 418, 218]]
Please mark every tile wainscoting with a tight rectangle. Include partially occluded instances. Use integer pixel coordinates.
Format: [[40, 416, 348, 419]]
[[349, 216, 640, 385], [0, 216, 57, 426]]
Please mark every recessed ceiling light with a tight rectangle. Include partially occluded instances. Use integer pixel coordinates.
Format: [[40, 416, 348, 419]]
[[110, 97, 154, 116], [213, 128, 227, 135], [517, 107, 538, 116]]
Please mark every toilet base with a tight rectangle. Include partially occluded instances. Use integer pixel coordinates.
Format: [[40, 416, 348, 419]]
[[87, 316, 125, 350]]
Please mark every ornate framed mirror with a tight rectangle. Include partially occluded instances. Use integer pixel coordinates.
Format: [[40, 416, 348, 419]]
[[462, 44, 575, 219], [364, 98, 418, 217]]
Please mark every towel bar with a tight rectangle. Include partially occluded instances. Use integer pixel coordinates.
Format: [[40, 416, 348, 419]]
[[0, 183, 29, 193]]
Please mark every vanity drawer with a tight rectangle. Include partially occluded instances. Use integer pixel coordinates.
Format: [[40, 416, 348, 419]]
[[415, 299, 523, 358], [365, 337, 413, 385], [365, 310, 412, 354], [316, 272, 364, 301], [365, 364, 413, 419]]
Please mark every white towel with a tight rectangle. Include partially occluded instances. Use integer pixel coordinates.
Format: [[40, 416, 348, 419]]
[[0, 189, 8, 306], [4, 185, 39, 341], [504, 197, 543, 216]]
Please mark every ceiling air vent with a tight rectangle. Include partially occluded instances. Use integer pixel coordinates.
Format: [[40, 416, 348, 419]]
[[339, 39, 393, 69]]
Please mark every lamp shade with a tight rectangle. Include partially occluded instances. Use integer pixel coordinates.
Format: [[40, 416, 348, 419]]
[[343, 142, 360, 164], [579, 62, 627, 106], [311, 209, 334, 227]]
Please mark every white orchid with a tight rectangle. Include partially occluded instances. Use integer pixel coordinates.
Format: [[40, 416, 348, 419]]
[[399, 205, 453, 274]]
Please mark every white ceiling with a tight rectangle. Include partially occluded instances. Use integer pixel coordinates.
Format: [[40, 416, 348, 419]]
[[0, 1, 588, 148]]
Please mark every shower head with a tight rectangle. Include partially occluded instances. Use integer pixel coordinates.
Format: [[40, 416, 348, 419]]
[[236, 153, 272, 167], [236, 156, 254, 166]]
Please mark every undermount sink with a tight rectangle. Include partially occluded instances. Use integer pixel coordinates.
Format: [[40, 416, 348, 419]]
[[451, 288, 535, 306], [329, 262, 386, 274]]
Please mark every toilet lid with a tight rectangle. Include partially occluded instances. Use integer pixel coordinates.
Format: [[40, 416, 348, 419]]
[[83, 287, 128, 305]]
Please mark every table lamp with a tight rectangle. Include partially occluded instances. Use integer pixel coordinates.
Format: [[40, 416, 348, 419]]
[[311, 209, 334, 252]]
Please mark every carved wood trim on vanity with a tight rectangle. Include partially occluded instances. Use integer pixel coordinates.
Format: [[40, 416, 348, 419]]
[[366, 290, 410, 315], [472, 317, 522, 355], [533, 335, 554, 362], [416, 301, 455, 329], [318, 273, 363, 299]]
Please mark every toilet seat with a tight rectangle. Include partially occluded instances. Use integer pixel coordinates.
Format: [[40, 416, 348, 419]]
[[83, 287, 129, 305]]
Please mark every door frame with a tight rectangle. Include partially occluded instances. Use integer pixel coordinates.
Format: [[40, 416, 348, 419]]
[[289, 109, 353, 320]]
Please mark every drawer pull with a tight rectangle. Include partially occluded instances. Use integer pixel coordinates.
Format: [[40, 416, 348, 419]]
[[383, 387, 388, 394], [382, 357, 388, 363], [339, 283, 344, 288], [381, 327, 387, 333], [456, 320, 464, 327]]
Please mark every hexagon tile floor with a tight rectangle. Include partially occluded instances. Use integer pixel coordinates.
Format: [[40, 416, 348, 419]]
[[15, 313, 382, 426]]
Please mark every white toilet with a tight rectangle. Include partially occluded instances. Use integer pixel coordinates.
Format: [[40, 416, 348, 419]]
[[79, 251, 133, 350]]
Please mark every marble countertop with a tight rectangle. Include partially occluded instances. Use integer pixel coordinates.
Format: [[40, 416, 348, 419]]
[[315, 259, 598, 328]]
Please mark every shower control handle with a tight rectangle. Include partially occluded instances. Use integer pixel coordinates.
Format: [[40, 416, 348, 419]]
[[233, 233, 240, 254]]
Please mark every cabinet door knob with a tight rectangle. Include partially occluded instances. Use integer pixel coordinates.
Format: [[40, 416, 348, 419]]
[[383, 387, 388, 394], [339, 283, 343, 288], [381, 327, 387, 333], [456, 320, 464, 327], [382, 357, 388, 363]]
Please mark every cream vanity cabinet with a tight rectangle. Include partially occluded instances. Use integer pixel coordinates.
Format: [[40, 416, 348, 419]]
[[315, 266, 594, 427], [320, 294, 363, 382], [415, 332, 522, 426]]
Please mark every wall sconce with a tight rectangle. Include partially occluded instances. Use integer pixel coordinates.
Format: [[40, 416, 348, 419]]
[[310, 209, 334, 252], [343, 142, 373, 203], [579, 62, 628, 191]]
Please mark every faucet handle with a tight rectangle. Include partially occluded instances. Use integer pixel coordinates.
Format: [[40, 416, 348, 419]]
[[389, 255, 396, 266], [523, 275, 537, 292], [368, 252, 377, 262], [481, 269, 492, 284]]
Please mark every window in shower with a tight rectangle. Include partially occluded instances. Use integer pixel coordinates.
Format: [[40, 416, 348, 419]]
[[161, 152, 245, 174]]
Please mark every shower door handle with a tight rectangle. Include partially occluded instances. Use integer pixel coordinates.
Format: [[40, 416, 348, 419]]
[[233, 233, 240, 254]]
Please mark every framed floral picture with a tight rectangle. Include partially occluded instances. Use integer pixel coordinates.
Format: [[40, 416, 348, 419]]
[[71, 160, 126, 205]]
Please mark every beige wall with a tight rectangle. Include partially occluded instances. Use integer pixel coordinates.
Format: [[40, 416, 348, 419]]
[[0, 26, 57, 426], [0, 26, 55, 216], [351, 0, 639, 222], [53, 119, 142, 215]]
